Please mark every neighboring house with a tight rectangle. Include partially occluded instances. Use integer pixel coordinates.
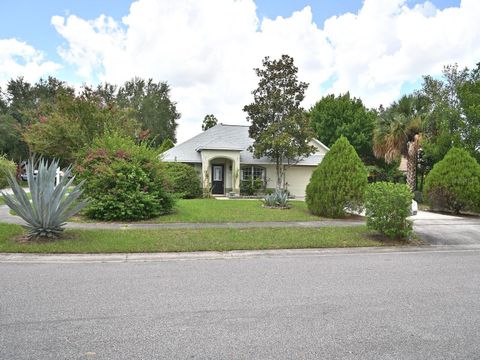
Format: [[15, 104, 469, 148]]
[[162, 123, 329, 197]]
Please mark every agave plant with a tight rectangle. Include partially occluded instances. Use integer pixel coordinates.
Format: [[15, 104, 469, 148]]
[[0, 157, 89, 239], [263, 189, 289, 208]]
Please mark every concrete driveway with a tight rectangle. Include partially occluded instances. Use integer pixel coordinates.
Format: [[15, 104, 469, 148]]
[[412, 210, 480, 245]]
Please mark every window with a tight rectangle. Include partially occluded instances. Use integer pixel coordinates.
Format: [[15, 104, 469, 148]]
[[213, 166, 223, 181], [241, 166, 265, 182]]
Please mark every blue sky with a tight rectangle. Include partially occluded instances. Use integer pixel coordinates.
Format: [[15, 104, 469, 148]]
[[0, 0, 474, 141]]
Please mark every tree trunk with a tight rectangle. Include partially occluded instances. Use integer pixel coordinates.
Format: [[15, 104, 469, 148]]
[[406, 134, 420, 192], [276, 158, 283, 190]]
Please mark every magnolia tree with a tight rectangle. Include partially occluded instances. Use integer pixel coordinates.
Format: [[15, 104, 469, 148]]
[[243, 55, 315, 190]]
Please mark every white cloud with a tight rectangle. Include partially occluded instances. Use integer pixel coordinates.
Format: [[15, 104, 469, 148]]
[[51, 0, 480, 142], [0, 39, 61, 87]]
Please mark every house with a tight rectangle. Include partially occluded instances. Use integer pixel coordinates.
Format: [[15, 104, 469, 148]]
[[162, 123, 329, 197]]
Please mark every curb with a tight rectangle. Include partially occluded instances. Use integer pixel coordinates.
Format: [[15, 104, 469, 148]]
[[1, 245, 480, 264]]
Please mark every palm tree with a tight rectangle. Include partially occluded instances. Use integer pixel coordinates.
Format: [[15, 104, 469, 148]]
[[373, 95, 426, 191]]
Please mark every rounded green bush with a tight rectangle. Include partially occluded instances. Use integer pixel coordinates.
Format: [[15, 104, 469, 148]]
[[162, 162, 202, 199], [424, 147, 480, 214], [0, 155, 16, 189], [77, 133, 174, 221], [365, 182, 413, 239], [306, 136, 368, 218]]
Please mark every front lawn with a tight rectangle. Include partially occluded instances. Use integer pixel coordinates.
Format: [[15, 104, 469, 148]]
[[156, 199, 321, 223], [73, 199, 323, 223], [0, 223, 390, 253]]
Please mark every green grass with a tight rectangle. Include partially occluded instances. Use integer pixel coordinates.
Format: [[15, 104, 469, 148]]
[[0, 223, 393, 253], [72, 199, 324, 223]]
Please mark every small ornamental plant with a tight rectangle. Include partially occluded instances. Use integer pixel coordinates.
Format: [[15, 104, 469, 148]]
[[306, 136, 368, 218], [424, 147, 480, 214], [1, 157, 88, 240], [365, 182, 413, 240], [263, 189, 289, 209]]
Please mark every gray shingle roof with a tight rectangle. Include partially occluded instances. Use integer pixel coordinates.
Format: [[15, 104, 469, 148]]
[[162, 123, 327, 166]]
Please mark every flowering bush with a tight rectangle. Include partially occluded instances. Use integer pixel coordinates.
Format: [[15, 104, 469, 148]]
[[76, 133, 174, 221]]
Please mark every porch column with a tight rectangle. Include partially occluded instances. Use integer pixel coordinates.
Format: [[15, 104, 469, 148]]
[[200, 153, 211, 191], [232, 154, 240, 194]]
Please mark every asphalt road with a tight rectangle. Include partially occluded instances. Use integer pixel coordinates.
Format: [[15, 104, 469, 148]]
[[1, 248, 480, 359]]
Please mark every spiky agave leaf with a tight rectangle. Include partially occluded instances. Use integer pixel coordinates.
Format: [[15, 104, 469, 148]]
[[0, 156, 89, 240]]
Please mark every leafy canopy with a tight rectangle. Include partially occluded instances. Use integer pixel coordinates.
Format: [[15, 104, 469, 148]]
[[23, 93, 138, 165], [308, 93, 375, 163], [306, 136, 368, 218], [88, 78, 180, 146], [243, 55, 315, 189], [202, 114, 218, 131]]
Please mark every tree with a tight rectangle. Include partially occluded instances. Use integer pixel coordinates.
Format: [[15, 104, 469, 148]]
[[202, 114, 218, 131], [306, 136, 368, 218], [0, 77, 74, 161], [308, 93, 375, 163], [420, 63, 480, 165], [373, 94, 426, 191], [424, 147, 480, 214], [243, 55, 315, 190], [23, 94, 138, 165], [115, 78, 180, 146], [159, 138, 175, 153]]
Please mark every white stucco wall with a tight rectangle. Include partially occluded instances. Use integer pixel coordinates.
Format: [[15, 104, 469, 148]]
[[200, 150, 241, 193]]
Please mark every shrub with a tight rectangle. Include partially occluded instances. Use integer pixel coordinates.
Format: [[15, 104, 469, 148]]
[[240, 176, 264, 196], [77, 133, 174, 221], [306, 136, 368, 218], [162, 162, 202, 199], [424, 147, 480, 214], [0, 154, 16, 189], [1, 157, 88, 239], [365, 182, 413, 239]]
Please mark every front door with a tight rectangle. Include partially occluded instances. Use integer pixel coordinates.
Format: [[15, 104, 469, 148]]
[[211, 165, 224, 194]]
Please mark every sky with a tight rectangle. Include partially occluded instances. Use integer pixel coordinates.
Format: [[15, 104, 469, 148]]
[[0, 0, 477, 143]]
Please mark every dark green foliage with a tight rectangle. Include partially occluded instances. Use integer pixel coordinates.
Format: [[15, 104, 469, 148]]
[[0, 154, 16, 189], [306, 136, 368, 218], [308, 93, 376, 163], [421, 63, 480, 164], [365, 182, 413, 239], [0, 77, 74, 161], [424, 147, 480, 214], [77, 134, 174, 221], [243, 55, 315, 189], [159, 138, 175, 153], [202, 114, 218, 131], [366, 159, 405, 183], [115, 78, 180, 146], [23, 91, 139, 165], [240, 176, 264, 196], [162, 162, 202, 199]]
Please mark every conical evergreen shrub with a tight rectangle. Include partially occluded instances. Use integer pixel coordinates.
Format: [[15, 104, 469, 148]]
[[306, 136, 368, 218], [424, 147, 480, 214]]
